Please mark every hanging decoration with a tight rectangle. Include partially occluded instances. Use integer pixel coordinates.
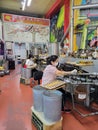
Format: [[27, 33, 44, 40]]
[[50, 6, 64, 43]]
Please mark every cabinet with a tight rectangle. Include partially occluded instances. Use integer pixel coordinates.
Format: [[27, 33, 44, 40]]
[[71, 0, 98, 51], [8, 60, 15, 70]]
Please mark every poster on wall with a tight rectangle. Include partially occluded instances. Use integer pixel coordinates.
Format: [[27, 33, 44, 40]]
[[6, 41, 12, 49], [0, 20, 2, 39], [35, 26, 50, 43], [2, 13, 50, 43], [3, 22, 33, 43], [50, 6, 64, 43]]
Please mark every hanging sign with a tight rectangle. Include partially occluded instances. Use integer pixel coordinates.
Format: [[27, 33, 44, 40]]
[[2, 13, 50, 43], [2, 13, 50, 26]]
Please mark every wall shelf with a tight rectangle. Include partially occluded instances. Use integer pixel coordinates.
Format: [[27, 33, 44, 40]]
[[70, 0, 98, 51], [72, 4, 98, 10]]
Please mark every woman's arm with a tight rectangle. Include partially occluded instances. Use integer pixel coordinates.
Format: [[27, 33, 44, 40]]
[[27, 63, 37, 69], [56, 69, 77, 76], [55, 69, 71, 76]]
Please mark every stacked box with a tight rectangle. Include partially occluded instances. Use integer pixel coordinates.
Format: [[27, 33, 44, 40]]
[[25, 68, 32, 79], [21, 68, 32, 85], [20, 77, 30, 85], [21, 68, 32, 79], [21, 68, 26, 78]]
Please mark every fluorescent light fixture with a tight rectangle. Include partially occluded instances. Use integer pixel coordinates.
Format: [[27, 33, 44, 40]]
[[27, 0, 32, 6], [22, 0, 27, 11]]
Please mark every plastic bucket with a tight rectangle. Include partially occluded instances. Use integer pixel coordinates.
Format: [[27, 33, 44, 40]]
[[43, 90, 62, 122], [25, 68, 32, 79], [33, 85, 45, 112], [21, 68, 26, 78]]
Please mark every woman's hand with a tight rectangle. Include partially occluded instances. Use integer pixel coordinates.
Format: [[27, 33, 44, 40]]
[[71, 69, 77, 74]]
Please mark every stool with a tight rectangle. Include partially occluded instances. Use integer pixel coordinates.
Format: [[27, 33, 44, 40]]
[[33, 71, 43, 85], [30, 71, 43, 88], [30, 78, 42, 88], [30, 78, 38, 88]]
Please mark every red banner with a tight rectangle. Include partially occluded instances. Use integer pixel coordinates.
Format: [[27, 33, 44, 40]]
[[2, 13, 50, 26]]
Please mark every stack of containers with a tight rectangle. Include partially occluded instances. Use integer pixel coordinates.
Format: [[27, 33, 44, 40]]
[[43, 90, 62, 122], [33, 86, 62, 122], [33, 85, 45, 112]]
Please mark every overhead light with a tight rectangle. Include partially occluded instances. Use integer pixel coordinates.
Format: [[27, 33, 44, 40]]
[[27, 0, 32, 6], [21, 1, 24, 5], [22, 0, 27, 11]]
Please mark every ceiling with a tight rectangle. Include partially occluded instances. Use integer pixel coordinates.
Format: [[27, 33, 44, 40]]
[[0, 0, 57, 17]]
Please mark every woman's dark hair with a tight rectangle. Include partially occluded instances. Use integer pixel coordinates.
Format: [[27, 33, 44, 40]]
[[28, 54, 33, 59], [47, 55, 58, 65]]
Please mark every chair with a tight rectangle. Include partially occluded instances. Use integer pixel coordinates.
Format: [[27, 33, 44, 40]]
[[30, 71, 43, 88], [33, 71, 43, 84]]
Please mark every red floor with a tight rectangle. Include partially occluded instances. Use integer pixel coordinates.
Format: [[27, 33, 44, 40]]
[[0, 65, 98, 130]]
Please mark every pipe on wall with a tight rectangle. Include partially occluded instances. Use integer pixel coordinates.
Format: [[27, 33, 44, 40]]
[[45, 0, 64, 18]]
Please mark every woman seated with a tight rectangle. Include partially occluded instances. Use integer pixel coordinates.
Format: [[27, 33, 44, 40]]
[[42, 55, 77, 85], [25, 54, 37, 77], [25, 54, 37, 68], [42, 55, 77, 111]]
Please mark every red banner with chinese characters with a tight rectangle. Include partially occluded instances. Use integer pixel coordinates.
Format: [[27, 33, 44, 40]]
[[2, 13, 50, 26]]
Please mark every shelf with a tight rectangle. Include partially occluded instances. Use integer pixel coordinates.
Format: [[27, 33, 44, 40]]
[[72, 4, 98, 10]]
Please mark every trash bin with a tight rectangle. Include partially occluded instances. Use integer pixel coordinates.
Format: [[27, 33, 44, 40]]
[[33, 85, 45, 112], [21, 68, 26, 78], [25, 68, 32, 78], [43, 90, 62, 122], [75, 85, 87, 102]]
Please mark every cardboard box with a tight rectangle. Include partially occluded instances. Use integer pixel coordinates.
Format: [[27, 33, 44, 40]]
[[21, 68, 32, 79]]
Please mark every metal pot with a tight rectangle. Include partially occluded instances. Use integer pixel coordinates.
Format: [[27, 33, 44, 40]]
[[32, 47, 41, 55], [48, 43, 59, 55], [34, 47, 38, 55]]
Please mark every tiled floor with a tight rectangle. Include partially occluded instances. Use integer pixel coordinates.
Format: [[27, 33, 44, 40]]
[[0, 65, 98, 130]]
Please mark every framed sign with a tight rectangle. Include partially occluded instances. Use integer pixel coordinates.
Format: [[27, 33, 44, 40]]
[[2, 13, 50, 43]]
